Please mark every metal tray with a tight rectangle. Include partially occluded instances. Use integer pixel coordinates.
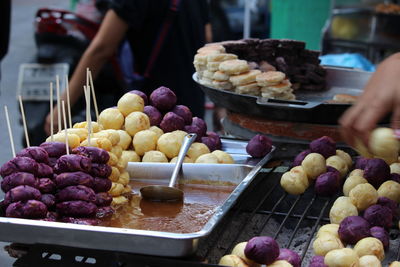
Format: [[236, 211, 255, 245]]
[[0, 139, 274, 257], [194, 67, 373, 124]]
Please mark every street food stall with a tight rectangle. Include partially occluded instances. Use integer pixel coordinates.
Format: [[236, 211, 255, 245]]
[[3, 1, 400, 267]]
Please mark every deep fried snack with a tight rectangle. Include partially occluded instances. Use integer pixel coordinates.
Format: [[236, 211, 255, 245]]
[[55, 172, 94, 189], [38, 178, 56, 194], [6, 200, 47, 218], [4, 185, 42, 206], [1, 172, 38, 192], [41, 194, 56, 209], [37, 163, 53, 178], [56, 185, 96, 203], [95, 192, 112, 207], [16, 146, 49, 164], [92, 177, 112, 193], [40, 141, 70, 157], [56, 200, 97, 217], [0, 156, 39, 177], [72, 146, 110, 164], [54, 154, 92, 174], [90, 163, 112, 179]]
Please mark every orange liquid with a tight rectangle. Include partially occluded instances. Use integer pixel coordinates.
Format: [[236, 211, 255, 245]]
[[100, 181, 235, 233]]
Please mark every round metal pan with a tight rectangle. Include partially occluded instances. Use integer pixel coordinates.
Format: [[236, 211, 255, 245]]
[[193, 67, 378, 125]]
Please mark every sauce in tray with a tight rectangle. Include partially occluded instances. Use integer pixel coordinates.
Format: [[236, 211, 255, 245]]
[[100, 181, 236, 233]]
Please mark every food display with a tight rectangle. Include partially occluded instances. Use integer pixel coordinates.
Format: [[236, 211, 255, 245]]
[[194, 38, 327, 100], [277, 129, 400, 266]]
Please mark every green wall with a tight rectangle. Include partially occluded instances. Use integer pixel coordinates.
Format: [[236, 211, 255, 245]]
[[271, 0, 331, 50]]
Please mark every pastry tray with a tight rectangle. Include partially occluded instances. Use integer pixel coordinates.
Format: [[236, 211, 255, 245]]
[[194, 66, 375, 124], [0, 138, 274, 257]]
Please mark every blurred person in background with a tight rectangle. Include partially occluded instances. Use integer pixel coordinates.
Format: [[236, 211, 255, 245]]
[[0, 0, 11, 82], [44, 0, 211, 134], [340, 52, 400, 146]]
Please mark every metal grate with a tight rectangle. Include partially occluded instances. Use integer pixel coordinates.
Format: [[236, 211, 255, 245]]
[[10, 156, 400, 266], [197, 159, 400, 266]]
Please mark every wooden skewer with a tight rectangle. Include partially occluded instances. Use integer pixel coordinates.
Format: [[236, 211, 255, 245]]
[[18, 95, 30, 147], [62, 101, 69, 155], [50, 82, 54, 142], [56, 75, 61, 133], [83, 85, 91, 146], [88, 70, 99, 121], [4, 106, 16, 157], [86, 68, 90, 88], [65, 75, 72, 129]]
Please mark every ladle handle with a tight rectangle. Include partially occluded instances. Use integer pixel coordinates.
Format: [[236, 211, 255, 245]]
[[168, 133, 197, 188]]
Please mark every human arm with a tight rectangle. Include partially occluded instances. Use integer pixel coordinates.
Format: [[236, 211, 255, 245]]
[[205, 23, 212, 43], [44, 10, 129, 135], [339, 52, 400, 146]]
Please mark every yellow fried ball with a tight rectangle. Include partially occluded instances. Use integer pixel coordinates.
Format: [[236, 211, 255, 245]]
[[117, 92, 144, 116], [117, 130, 132, 150], [329, 196, 358, 224], [124, 111, 150, 136], [121, 150, 140, 163], [142, 150, 168, 163], [187, 142, 210, 161], [369, 127, 400, 164], [326, 155, 348, 178], [343, 175, 368, 196], [133, 130, 158, 156], [354, 237, 384, 261], [349, 183, 378, 211], [98, 108, 124, 130], [280, 166, 309, 195], [317, 224, 339, 238], [73, 121, 103, 133], [195, 153, 219, 164], [324, 248, 360, 267], [46, 133, 80, 148], [212, 150, 235, 164], [80, 137, 113, 151], [313, 235, 344, 256], [377, 180, 400, 203], [301, 153, 326, 180], [157, 132, 181, 159], [148, 126, 164, 139], [170, 156, 193, 163]]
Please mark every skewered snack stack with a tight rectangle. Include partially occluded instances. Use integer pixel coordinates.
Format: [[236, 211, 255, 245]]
[[16, 146, 56, 212], [54, 154, 97, 223], [0, 147, 55, 219], [72, 146, 114, 218]]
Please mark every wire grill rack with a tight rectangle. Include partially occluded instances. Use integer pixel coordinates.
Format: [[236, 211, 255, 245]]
[[11, 158, 400, 266]]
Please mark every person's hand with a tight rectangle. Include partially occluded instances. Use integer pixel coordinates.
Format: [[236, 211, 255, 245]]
[[44, 107, 59, 136], [339, 53, 400, 147]]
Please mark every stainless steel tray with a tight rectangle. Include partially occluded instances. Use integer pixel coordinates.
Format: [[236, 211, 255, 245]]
[[0, 139, 274, 257]]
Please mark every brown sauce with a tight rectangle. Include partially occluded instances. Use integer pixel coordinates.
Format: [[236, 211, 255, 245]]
[[100, 181, 235, 233]]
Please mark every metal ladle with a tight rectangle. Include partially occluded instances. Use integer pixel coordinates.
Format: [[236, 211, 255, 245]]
[[140, 133, 197, 202]]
